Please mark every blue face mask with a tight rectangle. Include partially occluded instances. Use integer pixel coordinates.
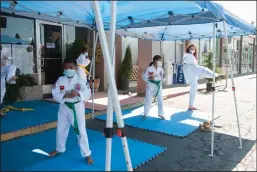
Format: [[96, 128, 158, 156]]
[[64, 69, 76, 78]]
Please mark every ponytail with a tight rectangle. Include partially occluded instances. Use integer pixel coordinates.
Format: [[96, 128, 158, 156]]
[[148, 55, 162, 67], [148, 62, 154, 66]]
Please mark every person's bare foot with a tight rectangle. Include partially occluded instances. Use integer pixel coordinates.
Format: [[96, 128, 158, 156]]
[[188, 106, 198, 110], [158, 115, 165, 120], [49, 150, 59, 158], [86, 156, 94, 165]]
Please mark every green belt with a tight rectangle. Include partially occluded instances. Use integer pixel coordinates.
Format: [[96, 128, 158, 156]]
[[65, 101, 80, 135], [148, 80, 161, 102]]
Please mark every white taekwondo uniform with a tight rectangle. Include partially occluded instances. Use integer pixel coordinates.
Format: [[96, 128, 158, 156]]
[[76, 53, 91, 82], [142, 65, 165, 117], [52, 74, 92, 157], [182, 52, 219, 107], [1, 58, 16, 104]]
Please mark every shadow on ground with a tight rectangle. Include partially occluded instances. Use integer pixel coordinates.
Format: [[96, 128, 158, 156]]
[[87, 119, 256, 171]]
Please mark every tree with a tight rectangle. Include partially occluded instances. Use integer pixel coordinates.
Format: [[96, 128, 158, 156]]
[[119, 45, 133, 82], [203, 52, 221, 83]]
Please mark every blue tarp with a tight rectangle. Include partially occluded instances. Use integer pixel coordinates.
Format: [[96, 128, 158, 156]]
[[1, 1, 256, 41], [1, 35, 29, 45]]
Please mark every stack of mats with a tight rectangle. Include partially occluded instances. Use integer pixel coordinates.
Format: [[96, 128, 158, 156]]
[[1, 128, 167, 171], [1, 100, 91, 134], [95, 106, 211, 137]]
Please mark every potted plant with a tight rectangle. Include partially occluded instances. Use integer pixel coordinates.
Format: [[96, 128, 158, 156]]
[[85, 40, 102, 92], [118, 45, 133, 90], [66, 39, 85, 61], [3, 74, 37, 104], [203, 52, 221, 92]]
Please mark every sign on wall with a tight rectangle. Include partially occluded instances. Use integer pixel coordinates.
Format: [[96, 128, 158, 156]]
[[176, 64, 186, 84], [46, 43, 55, 48]]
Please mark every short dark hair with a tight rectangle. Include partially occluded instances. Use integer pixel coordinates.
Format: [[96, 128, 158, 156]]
[[81, 47, 88, 53], [63, 58, 77, 66]]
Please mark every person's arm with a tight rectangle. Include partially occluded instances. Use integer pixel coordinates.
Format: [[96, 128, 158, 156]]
[[84, 58, 91, 67], [142, 67, 154, 82], [52, 78, 71, 104], [71, 79, 91, 102], [6, 65, 17, 84], [183, 53, 197, 65], [162, 68, 166, 79]]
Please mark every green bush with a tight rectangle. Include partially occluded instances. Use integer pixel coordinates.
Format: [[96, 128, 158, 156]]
[[118, 45, 133, 82], [3, 74, 37, 104], [66, 39, 85, 61], [203, 52, 221, 83]]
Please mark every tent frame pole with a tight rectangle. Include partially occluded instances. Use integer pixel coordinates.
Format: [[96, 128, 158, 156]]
[[105, 1, 117, 171], [222, 21, 243, 149], [91, 31, 99, 119], [210, 22, 217, 157], [92, 1, 133, 171]]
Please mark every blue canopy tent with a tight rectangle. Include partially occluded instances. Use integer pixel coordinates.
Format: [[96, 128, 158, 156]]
[[1, 35, 29, 45], [1, 1, 256, 171]]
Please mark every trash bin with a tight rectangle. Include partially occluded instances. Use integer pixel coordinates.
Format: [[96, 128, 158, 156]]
[[176, 64, 186, 84]]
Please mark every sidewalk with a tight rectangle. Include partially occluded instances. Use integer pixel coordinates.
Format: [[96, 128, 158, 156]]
[[44, 78, 226, 111]]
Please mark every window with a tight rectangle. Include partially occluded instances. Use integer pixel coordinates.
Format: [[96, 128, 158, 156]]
[[1, 15, 35, 74]]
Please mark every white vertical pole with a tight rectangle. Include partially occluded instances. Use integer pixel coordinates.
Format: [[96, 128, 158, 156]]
[[92, 1, 133, 171], [210, 22, 217, 157], [198, 38, 201, 64], [91, 31, 99, 119], [222, 21, 242, 148], [105, 1, 116, 171]]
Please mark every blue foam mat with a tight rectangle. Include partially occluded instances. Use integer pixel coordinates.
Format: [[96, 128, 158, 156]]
[[95, 106, 211, 137], [1, 100, 92, 134], [1, 128, 166, 171]]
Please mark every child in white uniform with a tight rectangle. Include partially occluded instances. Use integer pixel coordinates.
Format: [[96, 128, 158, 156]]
[[142, 55, 165, 119], [49, 58, 94, 165], [76, 48, 91, 82], [1, 56, 17, 105], [183, 44, 219, 110]]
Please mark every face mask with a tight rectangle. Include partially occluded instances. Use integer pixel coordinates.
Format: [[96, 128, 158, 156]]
[[190, 49, 195, 54], [64, 69, 76, 78], [84, 52, 88, 56], [157, 61, 162, 67]]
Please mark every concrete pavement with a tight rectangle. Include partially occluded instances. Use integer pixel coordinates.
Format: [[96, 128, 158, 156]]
[[87, 74, 256, 171]]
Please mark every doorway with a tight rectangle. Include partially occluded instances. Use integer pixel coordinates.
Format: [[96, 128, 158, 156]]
[[40, 24, 63, 85], [36, 20, 65, 94]]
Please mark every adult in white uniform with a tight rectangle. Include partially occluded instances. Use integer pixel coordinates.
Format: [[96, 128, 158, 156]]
[[142, 55, 165, 120], [49, 58, 94, 165], [1, 56, 17, 104], [182, 44, 219, 110], [76, 48, 91, 82]]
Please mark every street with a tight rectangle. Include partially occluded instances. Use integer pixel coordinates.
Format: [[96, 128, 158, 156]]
[[88, 74, 256, 171]]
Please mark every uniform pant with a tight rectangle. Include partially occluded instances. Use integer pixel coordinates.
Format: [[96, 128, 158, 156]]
[[183, 64, 218, 107], [144, 83, 164, 116], [56, 102, 91, 157], [1, 87, 6, 104]]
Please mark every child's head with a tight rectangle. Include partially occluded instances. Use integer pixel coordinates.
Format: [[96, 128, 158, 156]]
[[149, 55, 162, 67], [185, 44, 197, 57], [63, 58, 77, 78], [81, 47, 88, 56]]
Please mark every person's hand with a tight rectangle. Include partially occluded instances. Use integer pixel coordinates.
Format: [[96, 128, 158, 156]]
[[64, 93, 72, 99], [71, 89, 80, 97], [148, 75, 154, 80]]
